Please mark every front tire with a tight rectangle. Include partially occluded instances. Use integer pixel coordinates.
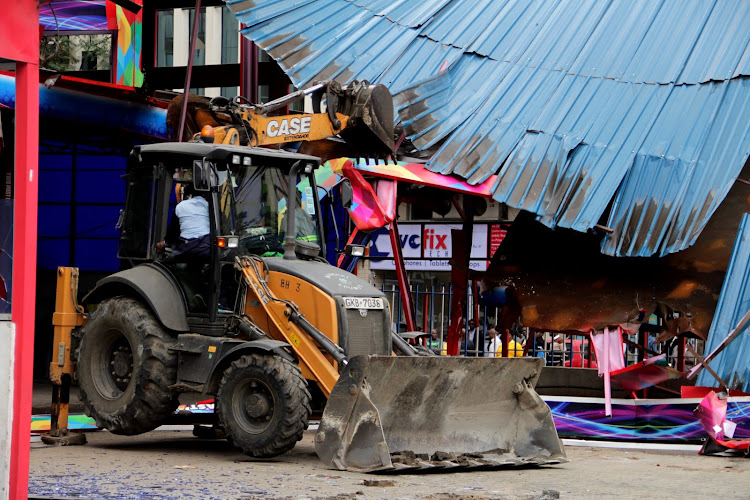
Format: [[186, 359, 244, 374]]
[[216, 353, 311, 458], [74, 297, 178, 434]]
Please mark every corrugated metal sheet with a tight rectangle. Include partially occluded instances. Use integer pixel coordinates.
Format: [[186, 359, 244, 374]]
[[226, 0, 750, 257], [696, 213, 750, 393]]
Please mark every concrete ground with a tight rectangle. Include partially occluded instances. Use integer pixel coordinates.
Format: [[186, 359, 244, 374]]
[[28, 425, 749, 500], [28, 381, 749, 499]]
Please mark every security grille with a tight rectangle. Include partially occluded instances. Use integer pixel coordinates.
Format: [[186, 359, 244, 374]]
[[344, 308, 390, 358]]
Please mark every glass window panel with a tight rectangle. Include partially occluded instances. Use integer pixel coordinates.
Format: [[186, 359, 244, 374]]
[[156, 10, 174, 67], [288, 84, 303, 112], [258, 84, 269, 103], [188, 8, 207, 66], [220, 86, 239, 98], [221, 7, 239, 64]]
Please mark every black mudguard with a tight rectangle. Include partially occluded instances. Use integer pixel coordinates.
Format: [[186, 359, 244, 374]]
[[172, 334, 291, 394], [82, 263, 189, 332]]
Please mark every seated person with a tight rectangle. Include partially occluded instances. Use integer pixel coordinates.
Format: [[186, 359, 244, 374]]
[[157, 184, 210, 262], [156, 184, 210, 311]]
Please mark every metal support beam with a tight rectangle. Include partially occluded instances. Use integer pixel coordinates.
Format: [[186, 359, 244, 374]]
[[177, 0, 202, 142], [686, 308, 750, 380], [686, 343, 729, 391], [42, 268, 87, 446], [389, 220, 417, 332]]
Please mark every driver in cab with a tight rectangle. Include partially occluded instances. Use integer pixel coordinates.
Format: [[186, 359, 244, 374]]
[[157, 183, 211, 261]]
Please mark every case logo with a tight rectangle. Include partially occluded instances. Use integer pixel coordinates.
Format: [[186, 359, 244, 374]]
[[266, 116, 312, 138]]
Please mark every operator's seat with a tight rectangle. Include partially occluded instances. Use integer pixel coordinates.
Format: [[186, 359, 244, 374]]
[[170, 259, 210, 313]]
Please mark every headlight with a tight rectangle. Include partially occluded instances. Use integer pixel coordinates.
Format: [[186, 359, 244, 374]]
[[345, 244, 366, 257]]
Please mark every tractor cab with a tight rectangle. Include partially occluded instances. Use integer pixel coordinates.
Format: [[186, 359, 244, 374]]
[[117, 142, 324, 333]]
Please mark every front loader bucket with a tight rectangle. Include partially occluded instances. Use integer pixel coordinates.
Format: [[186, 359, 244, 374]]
[[340, 83, 395, 158], [315, 356, 566, 472]]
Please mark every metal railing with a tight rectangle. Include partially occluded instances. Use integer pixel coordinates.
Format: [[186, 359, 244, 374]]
[[381, 283, 703, 370]]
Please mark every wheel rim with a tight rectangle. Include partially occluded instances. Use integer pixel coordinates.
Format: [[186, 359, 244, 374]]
[[91, 328, 134, 400], [232, 378, 276, 435]]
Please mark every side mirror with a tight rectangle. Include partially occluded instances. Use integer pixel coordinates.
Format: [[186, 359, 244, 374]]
[[340, 178, 353, 209], [192, 159, 211, 191]]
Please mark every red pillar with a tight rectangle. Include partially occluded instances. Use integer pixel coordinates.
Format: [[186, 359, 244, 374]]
[[389, 221, 417, 331], [10, 61, 39, 500], [446, 229, 468, 355]]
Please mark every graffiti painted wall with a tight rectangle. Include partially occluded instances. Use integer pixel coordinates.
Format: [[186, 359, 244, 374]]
[[106, 1, 144, 87]]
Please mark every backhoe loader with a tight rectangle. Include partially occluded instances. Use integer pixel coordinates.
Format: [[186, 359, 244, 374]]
[[49, 88, 565, 470]]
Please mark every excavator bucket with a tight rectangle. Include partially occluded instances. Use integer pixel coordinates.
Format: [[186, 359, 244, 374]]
[[316, 356, 566, 472], [340, 83, 396, 159]]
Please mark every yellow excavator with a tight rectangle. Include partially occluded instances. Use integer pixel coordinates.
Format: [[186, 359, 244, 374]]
[[47, 84, 565, 472]]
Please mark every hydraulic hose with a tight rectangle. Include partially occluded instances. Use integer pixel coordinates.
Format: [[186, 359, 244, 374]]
[[391, 331, 418, 356], [285, 307, 348, 365]]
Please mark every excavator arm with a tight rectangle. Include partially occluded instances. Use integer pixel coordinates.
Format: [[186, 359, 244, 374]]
[[174, 80, 395, 161]]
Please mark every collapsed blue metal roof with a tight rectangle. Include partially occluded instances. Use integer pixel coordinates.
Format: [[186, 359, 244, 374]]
[[697, 213, 750, 393], [226, 0, 750, 257]]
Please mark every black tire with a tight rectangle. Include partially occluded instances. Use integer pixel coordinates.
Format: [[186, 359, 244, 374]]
[[216, 353, 311, 458], [74, 297, 178, 435]]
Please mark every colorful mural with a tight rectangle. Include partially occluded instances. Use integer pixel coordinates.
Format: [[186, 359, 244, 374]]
[[31, 414, 98, 433], [345, 158, 497, 197], [31, 397, 750, 444], [546, 396, 750, 442], [106, 1, 143, 87], [40, 1, 109, 32], [324, 157, 498, 234]]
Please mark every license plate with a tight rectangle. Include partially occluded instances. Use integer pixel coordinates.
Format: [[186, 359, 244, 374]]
[[343, 297, 384, 310]]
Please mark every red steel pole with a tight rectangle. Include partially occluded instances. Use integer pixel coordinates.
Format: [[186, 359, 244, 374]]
[[388, 221, 417, 332], [10, 60, 39, 500], [446, 229, 468, 355]]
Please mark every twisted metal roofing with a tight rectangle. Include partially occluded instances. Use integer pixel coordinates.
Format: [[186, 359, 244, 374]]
[[226, 0, 750, 257], [697, 213, 750, 393]]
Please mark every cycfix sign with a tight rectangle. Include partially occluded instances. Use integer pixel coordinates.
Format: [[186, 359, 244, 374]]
[[368, 223, 507, 271]]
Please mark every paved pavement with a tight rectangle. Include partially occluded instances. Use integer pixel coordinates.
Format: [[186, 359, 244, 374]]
[[27, 427, 750, 500]]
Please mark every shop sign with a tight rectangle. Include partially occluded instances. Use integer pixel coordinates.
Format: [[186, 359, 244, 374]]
[[368, 223, 505, 271]]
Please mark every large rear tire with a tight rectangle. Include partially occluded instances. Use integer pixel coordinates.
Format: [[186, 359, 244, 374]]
[[74, 297, 178, 435], [216, 353, 311, 458]]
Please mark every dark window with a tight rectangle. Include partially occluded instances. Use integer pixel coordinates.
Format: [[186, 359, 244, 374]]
[[188, 7, 207, 66], [288, 85, 303, 113], [220, 86, 238, 98], [156, 10, 174, 67], [221, 7, 238, 64], [80, 51, 97, 70], [118, 167, 157, 261]]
